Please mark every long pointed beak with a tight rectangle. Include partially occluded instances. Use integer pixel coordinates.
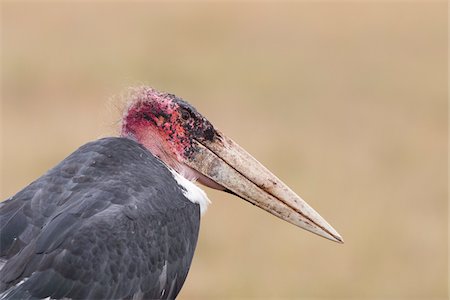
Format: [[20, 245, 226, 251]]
[[185, 132, 343, 243]]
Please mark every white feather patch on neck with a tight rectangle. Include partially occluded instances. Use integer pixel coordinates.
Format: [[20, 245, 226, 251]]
[[169, 168, 210, 215]]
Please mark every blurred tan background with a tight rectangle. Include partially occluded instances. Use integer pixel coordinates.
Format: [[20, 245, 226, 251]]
[[1, 2, 447, 299]]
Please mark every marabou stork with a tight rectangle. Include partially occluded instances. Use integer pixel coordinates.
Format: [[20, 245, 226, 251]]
[[0, 87, 342, 299]]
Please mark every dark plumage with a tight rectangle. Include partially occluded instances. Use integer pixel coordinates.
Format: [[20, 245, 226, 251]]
[[0, 138, 200, 299]]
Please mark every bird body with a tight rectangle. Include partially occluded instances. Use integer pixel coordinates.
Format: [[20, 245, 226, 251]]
[[0, 138, 201, 299]]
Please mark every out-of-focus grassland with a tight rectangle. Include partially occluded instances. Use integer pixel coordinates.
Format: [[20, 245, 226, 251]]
[[1, 2, 447, 299]]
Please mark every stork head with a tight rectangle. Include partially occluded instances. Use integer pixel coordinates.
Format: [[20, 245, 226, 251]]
[[121, 87, 224, 189], [121, 87, 343, 243]]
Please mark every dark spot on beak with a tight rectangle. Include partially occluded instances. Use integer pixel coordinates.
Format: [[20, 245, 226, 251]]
[[204, 127, 215, 141]]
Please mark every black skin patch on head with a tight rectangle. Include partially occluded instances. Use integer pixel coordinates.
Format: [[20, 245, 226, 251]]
[[153, 108, 171, 121], [142, 113, 152, 121], [172, 96, 219, 143], [203, 127, 215, 141]]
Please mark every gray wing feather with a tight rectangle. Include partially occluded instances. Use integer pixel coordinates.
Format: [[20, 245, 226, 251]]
[[0, 137, 200, 299]]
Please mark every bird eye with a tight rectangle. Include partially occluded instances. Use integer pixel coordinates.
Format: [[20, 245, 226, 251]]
[[180, 109, 190, 120]]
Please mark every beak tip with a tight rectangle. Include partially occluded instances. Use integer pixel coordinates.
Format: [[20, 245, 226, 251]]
[[334, 235, 344, 244], [316, 222, 344, 244], [318, 232, 344, 244], [312, 216, 344, 244], [327, 230, 344, 244]]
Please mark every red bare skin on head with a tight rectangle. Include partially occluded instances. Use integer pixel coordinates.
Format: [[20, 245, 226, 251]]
[[122, 89, 190, 167], [123, 99, 184, 158], [121, 87, 225, 190]]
